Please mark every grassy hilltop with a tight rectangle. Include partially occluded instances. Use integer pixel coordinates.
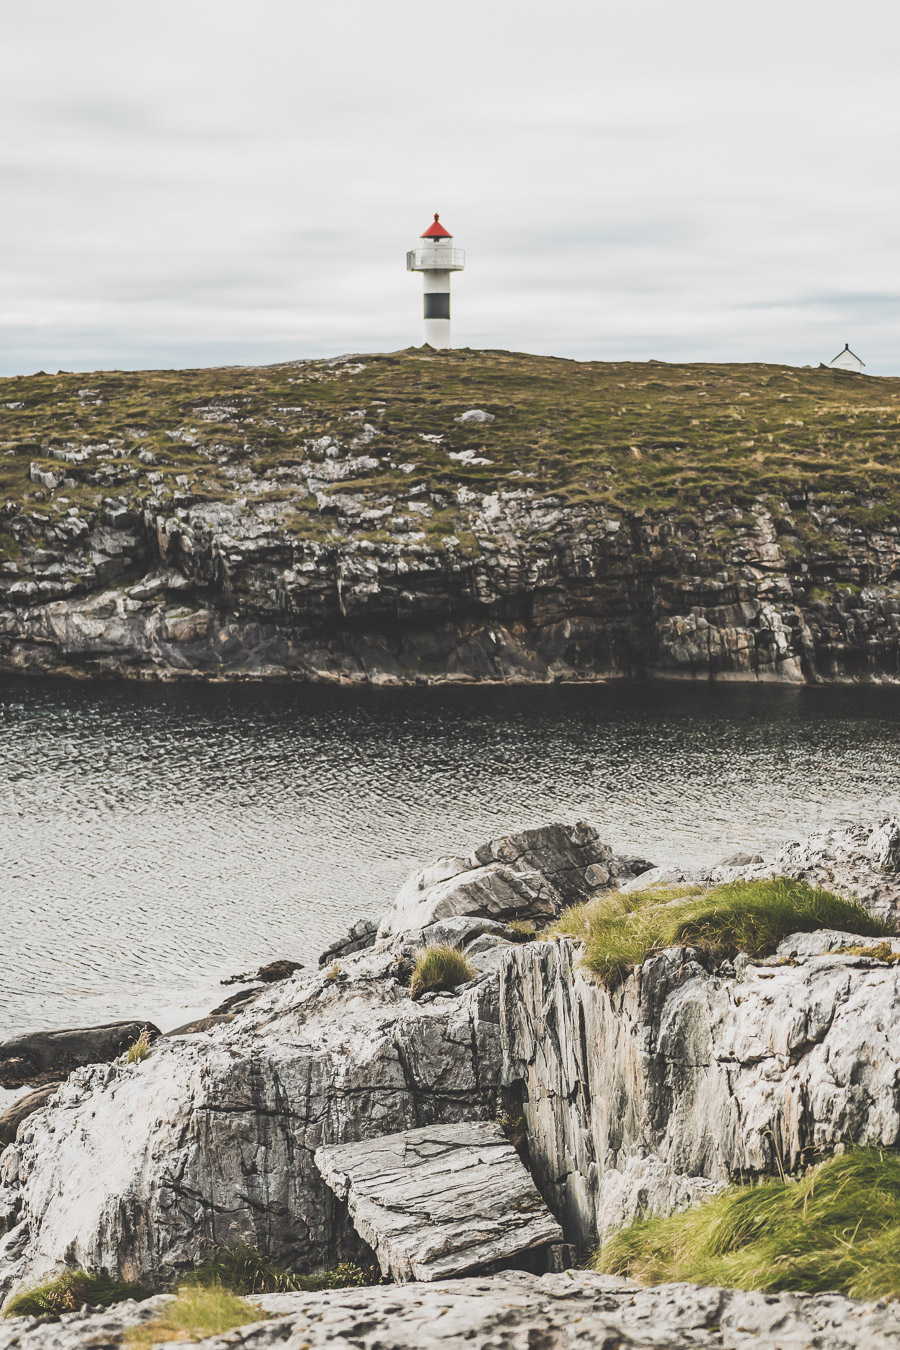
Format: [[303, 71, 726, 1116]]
[[2, 349, 900, 562]]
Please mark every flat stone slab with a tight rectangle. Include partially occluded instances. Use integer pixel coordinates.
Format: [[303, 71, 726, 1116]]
[[314, 1120, 563, 1281]]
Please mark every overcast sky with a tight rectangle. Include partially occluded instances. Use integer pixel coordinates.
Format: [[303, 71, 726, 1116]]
[[1, 1, 898, 376]]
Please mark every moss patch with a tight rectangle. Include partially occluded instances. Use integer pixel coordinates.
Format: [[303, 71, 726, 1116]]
[[834, 941, 900, 964]]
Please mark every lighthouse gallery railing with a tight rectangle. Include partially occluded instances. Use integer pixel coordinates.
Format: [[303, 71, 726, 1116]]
[[406, 248, 466, 271]]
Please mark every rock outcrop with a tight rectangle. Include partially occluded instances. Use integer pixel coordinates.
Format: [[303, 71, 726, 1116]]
[[500, 929, 900, 1243], [2, 818, 900, 1322], [3, 352, 900, 685], [378, 822, 641, 937], [4, 1271, 900, 1350], [0, 938, 505, 1299], [0, 1023, 160, 1090]]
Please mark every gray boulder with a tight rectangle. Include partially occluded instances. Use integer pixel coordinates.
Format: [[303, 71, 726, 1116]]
[[0, 1088, 58, 1148], [0, 1023, 160, 1090], [317, 918, 378, 966], [315, 1121, 562, 1281], [378, 822, 639, 937]]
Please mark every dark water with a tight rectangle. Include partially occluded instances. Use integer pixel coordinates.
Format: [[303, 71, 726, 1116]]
[[1, 678, 899, 1039]]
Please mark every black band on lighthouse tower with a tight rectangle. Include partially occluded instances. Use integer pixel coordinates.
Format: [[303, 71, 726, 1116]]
[[424, 293, 450, 320]]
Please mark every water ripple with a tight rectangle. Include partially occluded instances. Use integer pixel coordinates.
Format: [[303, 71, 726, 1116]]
[[2, 680, 900, 1035]]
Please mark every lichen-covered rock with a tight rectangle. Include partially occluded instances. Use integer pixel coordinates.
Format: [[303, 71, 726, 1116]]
[[500, 932, 900, 1244], [3, 1271, 900, 1350], [314, 1121, 562, 1281]]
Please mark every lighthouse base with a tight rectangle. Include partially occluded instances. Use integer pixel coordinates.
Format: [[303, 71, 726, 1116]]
[[423, 318, 451, 348]]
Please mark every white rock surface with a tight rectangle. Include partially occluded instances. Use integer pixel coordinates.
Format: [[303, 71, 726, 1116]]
[[0, 939, 503, 1300], [3, 1271, 900, 1350], [314, 1121, 562, 1281], [501, 933, 900, 1243], [454, 409, 495, 424]]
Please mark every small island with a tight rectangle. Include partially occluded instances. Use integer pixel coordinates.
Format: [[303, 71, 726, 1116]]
[[2, 349, 899, 684]]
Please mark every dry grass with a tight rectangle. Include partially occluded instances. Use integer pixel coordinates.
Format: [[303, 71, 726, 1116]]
[[126, 1027, 153, 1064], [124, 1285, 259, 1345]]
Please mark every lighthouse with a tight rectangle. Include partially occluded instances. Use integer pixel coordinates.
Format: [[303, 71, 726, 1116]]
[[406, 214, 465, 348]]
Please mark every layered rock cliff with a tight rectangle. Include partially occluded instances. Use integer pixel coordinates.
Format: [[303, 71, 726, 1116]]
[[2, 350, 900, 682]]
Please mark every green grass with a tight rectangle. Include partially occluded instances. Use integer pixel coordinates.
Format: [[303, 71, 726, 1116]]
[[2, 1246, 373, 1323], [124, 1285, 259, 1345], [552, 877, 892, 988], [592, 1148, 900, 1301], [409, 943, 476, 999], [3, 351, 900, 540], [3, 1270, 151, 1318], [183, 1245, 371, 1295]]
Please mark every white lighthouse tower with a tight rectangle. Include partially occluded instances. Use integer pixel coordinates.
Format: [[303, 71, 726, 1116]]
[[406, 214, 465, 348]]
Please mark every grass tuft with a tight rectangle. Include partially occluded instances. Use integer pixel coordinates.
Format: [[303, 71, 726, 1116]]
[[409, 943, 476, 1000], [592, 1148, 900, 1301], [126, 1027, 153, 1064], [553, 877, 891, 989], [124, 1285, 258, 1345], [3, 1270, 151, 1319]]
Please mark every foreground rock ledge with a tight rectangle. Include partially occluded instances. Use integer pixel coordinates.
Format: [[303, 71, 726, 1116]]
[[3, 1271, 900, 1350]]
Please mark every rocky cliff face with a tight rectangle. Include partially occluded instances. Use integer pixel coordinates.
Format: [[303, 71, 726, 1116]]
[[0, 943, 503, 1293], [3, 351, 900, 683], [501, 930, 900, 1245], [2, 819, 900, 1308]]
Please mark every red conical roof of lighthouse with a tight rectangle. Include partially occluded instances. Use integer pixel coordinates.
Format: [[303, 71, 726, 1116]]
[[421, 213, 452, 239]]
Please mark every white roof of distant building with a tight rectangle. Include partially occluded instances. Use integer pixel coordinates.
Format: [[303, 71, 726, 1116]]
[[829, 343, 865, 366]]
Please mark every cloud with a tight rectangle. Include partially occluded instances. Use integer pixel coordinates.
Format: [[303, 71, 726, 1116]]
[[0, 0, 898, 376]]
